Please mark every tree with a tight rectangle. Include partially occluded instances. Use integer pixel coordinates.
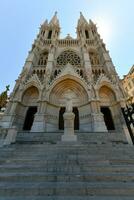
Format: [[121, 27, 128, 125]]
[[0, 85, 10, 109]]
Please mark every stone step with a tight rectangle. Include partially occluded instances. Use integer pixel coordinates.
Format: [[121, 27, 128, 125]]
[[1, 158, 134, 166], [1, 148, 134, 158], [1, 145, 133, 152], [1, 164, 134, 173], [0, 172, 134, 182], [1, 142, 133, 148], [0, 141, 134, 199], [0, 160, 110, 167], [16, 131, 127, 144], [1, 196, 134, 200], [0, 182, 134, 196]]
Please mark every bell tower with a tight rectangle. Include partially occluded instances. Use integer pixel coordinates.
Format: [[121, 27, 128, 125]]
[[39, 12, 60, 40], [77, 12, 95, 40]]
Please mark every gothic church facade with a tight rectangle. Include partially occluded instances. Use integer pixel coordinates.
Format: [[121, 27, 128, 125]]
[[0, 13, 131, 143]]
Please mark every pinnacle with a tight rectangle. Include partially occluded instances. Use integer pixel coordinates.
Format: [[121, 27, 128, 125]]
[[78, 12, 88, 26], [49, 11, 60, 27]]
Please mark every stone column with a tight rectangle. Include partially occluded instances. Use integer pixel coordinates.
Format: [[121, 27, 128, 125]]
[[45, 46, 55, 86], [61, 112, 77, 142], [82, 46, 92, 83], [31, 101, 47, 132]]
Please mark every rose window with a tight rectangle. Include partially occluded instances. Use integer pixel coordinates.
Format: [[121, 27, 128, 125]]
[[57, 50, 81, 67]]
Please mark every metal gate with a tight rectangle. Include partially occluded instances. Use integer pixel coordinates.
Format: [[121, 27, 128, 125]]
[[121, 104, 134, 144]]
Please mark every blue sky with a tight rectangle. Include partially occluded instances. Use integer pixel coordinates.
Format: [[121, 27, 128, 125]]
[[0, 0, 134, 93]]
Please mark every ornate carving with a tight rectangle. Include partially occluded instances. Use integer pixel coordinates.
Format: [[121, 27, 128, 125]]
[[57, 50, 81, 67]]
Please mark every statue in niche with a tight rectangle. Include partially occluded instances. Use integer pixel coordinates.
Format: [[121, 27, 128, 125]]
[[89, 52, 100, 65]]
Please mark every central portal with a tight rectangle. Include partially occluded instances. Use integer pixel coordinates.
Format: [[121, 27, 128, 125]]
[[59, 107, 79, 130]]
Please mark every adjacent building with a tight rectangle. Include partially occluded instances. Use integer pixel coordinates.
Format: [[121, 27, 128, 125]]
[[122, 65, 134, 104]]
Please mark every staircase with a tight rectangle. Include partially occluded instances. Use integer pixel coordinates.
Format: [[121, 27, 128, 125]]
[[0, 132, 134, 199]]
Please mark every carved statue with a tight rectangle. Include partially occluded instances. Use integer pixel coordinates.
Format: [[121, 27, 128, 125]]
[[66, 96, 73, 112], [65, 90, 73, 112]]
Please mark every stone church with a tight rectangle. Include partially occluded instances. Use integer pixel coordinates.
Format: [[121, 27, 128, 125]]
[[0, 12, 132, 144]]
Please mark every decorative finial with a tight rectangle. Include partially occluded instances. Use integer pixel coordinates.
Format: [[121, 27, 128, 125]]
[[55, 11, 58, 16]]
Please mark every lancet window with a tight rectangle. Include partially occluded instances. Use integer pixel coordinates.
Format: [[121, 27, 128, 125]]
[[38, 52, 48, 66]]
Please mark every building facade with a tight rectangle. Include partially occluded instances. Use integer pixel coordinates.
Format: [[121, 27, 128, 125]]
[[0, 13, 131, 143], [122, 65, 134, 104]]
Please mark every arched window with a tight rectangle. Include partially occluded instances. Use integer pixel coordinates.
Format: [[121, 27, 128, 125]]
[[54, 70, 58, 78], [85, 30, 89, 39], [48, 30, 52, 39], [38, 52, 48, 66], [57, 50, 81, 67], [80, 70, 83, 77]]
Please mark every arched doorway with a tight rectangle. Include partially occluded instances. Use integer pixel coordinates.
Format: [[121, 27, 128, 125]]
[[101, 107, 115, 130], [99, 85, 116, 131], [23, 106, 37, 130], [59, 107, 79, 130], [49, 78, 88, 132], [22, 86, 39, 131]]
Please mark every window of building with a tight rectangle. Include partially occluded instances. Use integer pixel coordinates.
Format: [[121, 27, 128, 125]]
[[57, 50, 81, 67], [48, 30, 52, 39], [85, 30, 89, 39], [38, 52, 48, 66]]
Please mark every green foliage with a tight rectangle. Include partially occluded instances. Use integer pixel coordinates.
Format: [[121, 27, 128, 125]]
[[0, 85, 10, 109]]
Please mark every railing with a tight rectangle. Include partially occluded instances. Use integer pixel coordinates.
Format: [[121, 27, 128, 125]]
[[92, 65, 105, 74], [43, 39, 52, 46], [39, 38, 79, 47], [33, 66, 46, 74], [86, 39, 95, 46], [121, 104, 134, 144], [40, 39, 96, 47], [58, 39, 79, 47]]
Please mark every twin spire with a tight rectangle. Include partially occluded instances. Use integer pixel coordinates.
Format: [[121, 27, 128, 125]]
[[42, 11, 59, 27], [49, 11, 59, 26], [42, 12, 94, 28]]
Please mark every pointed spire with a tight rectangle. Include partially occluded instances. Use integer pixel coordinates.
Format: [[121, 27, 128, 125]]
[[49, 11, 60, 27], [89, 19, 94, 25], [78, 12, 88, 27], [43, 19, 48, 26]]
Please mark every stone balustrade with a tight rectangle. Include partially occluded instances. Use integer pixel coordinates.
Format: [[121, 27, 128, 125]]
[[33, 66, 46, 74], [38, 39, 96, 47], [92, 65, 105, 74], [86, 39, 95, 46], [58, 39, 79, 47]]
